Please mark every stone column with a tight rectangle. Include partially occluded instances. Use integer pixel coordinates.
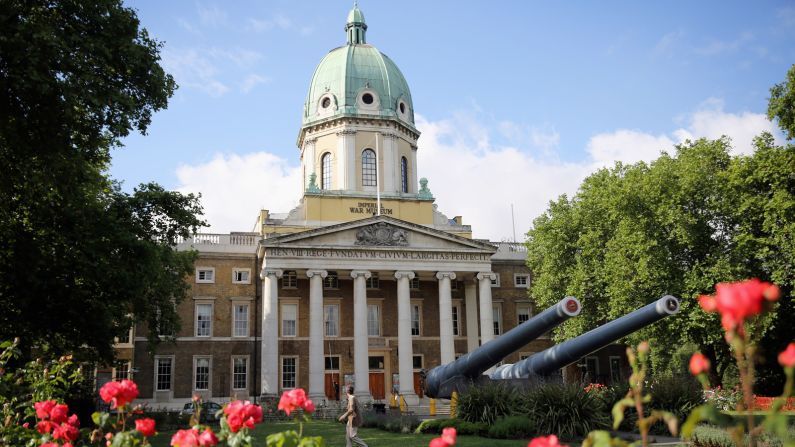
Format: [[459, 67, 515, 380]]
[[336, 130, 356, 190], [260, 268, 282, 397], [381, 132, 396, 193], [350, 270, 371, 402], [395, 271, 418, 405], [306, 270, 327, 402], [436, 271, 457, 365], [464, 278, 479, 353], [476, 272, 496, 347]]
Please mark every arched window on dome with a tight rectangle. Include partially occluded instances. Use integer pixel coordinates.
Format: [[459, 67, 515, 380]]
[[400, 156, 409, 193], [321, 152, 332, 190], [362, 149, 377, 187]]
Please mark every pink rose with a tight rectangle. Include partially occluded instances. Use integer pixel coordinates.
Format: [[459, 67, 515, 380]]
[[198, 428, 219, 446], [528, 435, 567, 447], [171, 428, 200, 447], [99, 379, 139, 409], [779, 343, 795, 368], [689, 352, 710, 375]]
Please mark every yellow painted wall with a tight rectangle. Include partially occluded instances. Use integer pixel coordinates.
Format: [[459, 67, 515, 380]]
[[304, 195, 434, 224]]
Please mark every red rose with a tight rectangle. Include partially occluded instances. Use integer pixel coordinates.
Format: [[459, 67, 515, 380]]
[[135, 418, 157, 437], [223, 400, 262, 433], [99, 379, 139, 409], [67, 414, 79, 428], [528, 435, 567, 447], [49, 404, 68, 424], [429, 439, 452, 447], [441, 427, 456, 445], [689, 352, 710, 375], [303, 398, 316, 414], [53, 422, 79, 441], [198, 428, 219, 446], [779, 343, 795, 368], [278, 388, 311, 416], [36, 420, 53, 434], [171, 428, 200, 447], [34, 400, 56, 420], [699, 279, 779, 332]]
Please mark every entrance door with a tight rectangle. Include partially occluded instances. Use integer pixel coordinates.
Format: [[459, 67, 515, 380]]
[[413, 372, 424, 398], [369, 372, 385, 400], [325, 373, 341, 401]]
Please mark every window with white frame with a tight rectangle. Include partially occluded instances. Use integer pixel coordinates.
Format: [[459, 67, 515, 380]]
[[324, 304, 339, 337], [281, 357, 297, 389], [514, 274, 530, 288], [281, 303, 297, 337], [232, 357, 248, 390], [195, 303, 213, 337], [490, 274, 501, 287], [233, 304, 249, 337], [155, 357, 172, 391], [362, 149, 377, 186], [323, 271, 339, 289], [411, 303, 421, 336], [196, 267, 215, 283], [409, 277, 420, 290], [400, 156, 409, 193], [114, 361, 130, 381], [282, 270, 297, 289], [493, 305, 502, 335], [321, 153, 332, 190], [194, 357, 211, 390], [116, 326, 133, 344], [233, 268, 251, 284], [517, 305, 532, 325], [451, 305, 460, 336], [367, 304, 380, 336], [366, 272, 379, 289]]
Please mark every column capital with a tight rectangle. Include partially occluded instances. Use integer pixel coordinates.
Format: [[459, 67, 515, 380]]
[[436, 271, 457, 281], [350, 270, 372, 279], [476, 272, 496, 281], [260, 269, 283, 280], [394, 271, 415, 280], [305, 269, 328, 279]]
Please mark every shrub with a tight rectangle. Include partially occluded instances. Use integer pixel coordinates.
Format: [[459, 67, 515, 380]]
[[525, 382, 610, 439], [487, 415, 535, 439], [648, 375, 703, 434], [361, 412, 420, 433], [415, 418, 488, 436], [457, 383, 521, 425]]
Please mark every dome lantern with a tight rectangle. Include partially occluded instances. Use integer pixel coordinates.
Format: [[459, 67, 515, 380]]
[[346, 2, 367, 45]]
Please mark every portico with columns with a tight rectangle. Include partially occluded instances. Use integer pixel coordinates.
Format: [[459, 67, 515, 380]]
[[257, 215, 497, 404]]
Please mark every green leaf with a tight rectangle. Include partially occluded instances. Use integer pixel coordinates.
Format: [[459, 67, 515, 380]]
[[612, 397, 634, 429]]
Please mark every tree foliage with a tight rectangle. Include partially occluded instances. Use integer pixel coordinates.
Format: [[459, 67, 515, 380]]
[[526, 135, 794, 387], [768, 64, 795, 140], [0, 0, 205, 362]]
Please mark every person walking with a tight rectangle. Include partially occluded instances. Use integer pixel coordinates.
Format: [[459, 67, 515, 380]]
[[338, 385, 368, 447]]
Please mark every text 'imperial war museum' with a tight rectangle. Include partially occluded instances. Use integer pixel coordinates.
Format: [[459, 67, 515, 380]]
[[109, 5, 626, 409]]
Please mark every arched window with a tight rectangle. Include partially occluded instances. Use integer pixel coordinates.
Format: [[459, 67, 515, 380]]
[[362, 149, 376, 186], [321, 153, 331, 190], [400, 156, 409, 193]]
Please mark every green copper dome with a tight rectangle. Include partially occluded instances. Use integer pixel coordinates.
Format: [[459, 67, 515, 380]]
[[302, 5, 415, 130]]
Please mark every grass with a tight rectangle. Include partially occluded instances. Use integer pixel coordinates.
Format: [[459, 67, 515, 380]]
[[148, 419, 533, 446]]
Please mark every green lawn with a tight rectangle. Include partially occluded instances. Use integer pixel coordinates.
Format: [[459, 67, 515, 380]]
[[148, 420, 532, 447]]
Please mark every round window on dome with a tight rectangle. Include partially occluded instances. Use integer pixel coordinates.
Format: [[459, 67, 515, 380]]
[[399, 102, 406, 114], [362, 93, 374, 105], [321, 97, 331, 109]]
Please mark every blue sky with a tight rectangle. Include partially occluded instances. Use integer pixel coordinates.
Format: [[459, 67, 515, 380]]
[[114, 1, 795, 240]]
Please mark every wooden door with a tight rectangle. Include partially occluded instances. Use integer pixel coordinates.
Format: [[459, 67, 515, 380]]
[[413, 372, 424, 398], [369, 372, 385, 400], [325, 373, 341, 401]]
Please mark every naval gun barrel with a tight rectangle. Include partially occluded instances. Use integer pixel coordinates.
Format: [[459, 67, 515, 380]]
[[425, 296, 581, 398], [491, 295, 680, 379]]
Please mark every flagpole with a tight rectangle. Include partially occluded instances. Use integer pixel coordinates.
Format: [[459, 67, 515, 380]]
[[376, 133, 381, 216]]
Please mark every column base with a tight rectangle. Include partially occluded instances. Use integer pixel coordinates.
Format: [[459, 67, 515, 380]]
[[400, 392, 419, 406], [308, 392, 327, 405], [354, 391, 372, 404]]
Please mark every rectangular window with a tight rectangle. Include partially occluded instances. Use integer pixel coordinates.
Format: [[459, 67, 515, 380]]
[[368, 356, 385, 370], [232, 357, 248, 390], [610, 356, 621, 383], [325, 356, 340, 370], [412, 355, 423, 369], [233, 304, 249, 337], [282, 270, 298, 289], [196, 304, 212, 337], [490, 274, 501, 287], [514, 274, 530, 288], [451, 305, 460, 336], [410, 304, 421, 336], [493, 305, 502, 335], [450, 280, 459, 291], [367, 304, 380, 336], [366, 273, 379, 289], [155, 357, 172, 391], [323, 271, 339, 289], [156, 309, 174, 337], [233, 268, 251, 284], [324, 304, 339, 337], [517, 305, 532, 325], [116, 327, 132, 344], [196, 268, 215, 283], [195, 357, 210, 390], [281, 357, 297, 389], [281, 304, 297, 337], [409, 277, 420, 290], [114, 361, 130, 381]]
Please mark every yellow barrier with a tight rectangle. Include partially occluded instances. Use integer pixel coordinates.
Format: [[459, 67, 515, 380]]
[[450, 391, 458, 419], [429, 398, 436, 416], [399, 395, 406, 413]]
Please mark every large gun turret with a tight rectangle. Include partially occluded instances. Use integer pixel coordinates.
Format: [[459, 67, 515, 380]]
[[425, 297, 581, 399], [492, 295, 680, 379]]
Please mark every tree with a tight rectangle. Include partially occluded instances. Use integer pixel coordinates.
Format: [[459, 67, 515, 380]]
[[768, 64, 795, 140], [526, 136, 794, 388], [0, 0, 205, 362]]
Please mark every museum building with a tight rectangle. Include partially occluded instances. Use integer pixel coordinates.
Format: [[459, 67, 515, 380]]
[[120, 5, 623, 409]]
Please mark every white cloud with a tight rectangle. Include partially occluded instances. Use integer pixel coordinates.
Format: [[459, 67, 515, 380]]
[[197, 3, 228, 27], [162, 47, 264, 97], [241, 74, 270, 93], [247, 14, 312, 35], [587, 130, 674, 167], [654, 30, 685, 56], [175, 152, 302, 233]]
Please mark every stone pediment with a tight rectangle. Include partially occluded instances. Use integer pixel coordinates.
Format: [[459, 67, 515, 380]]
[[262, 215, 494, 253]]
